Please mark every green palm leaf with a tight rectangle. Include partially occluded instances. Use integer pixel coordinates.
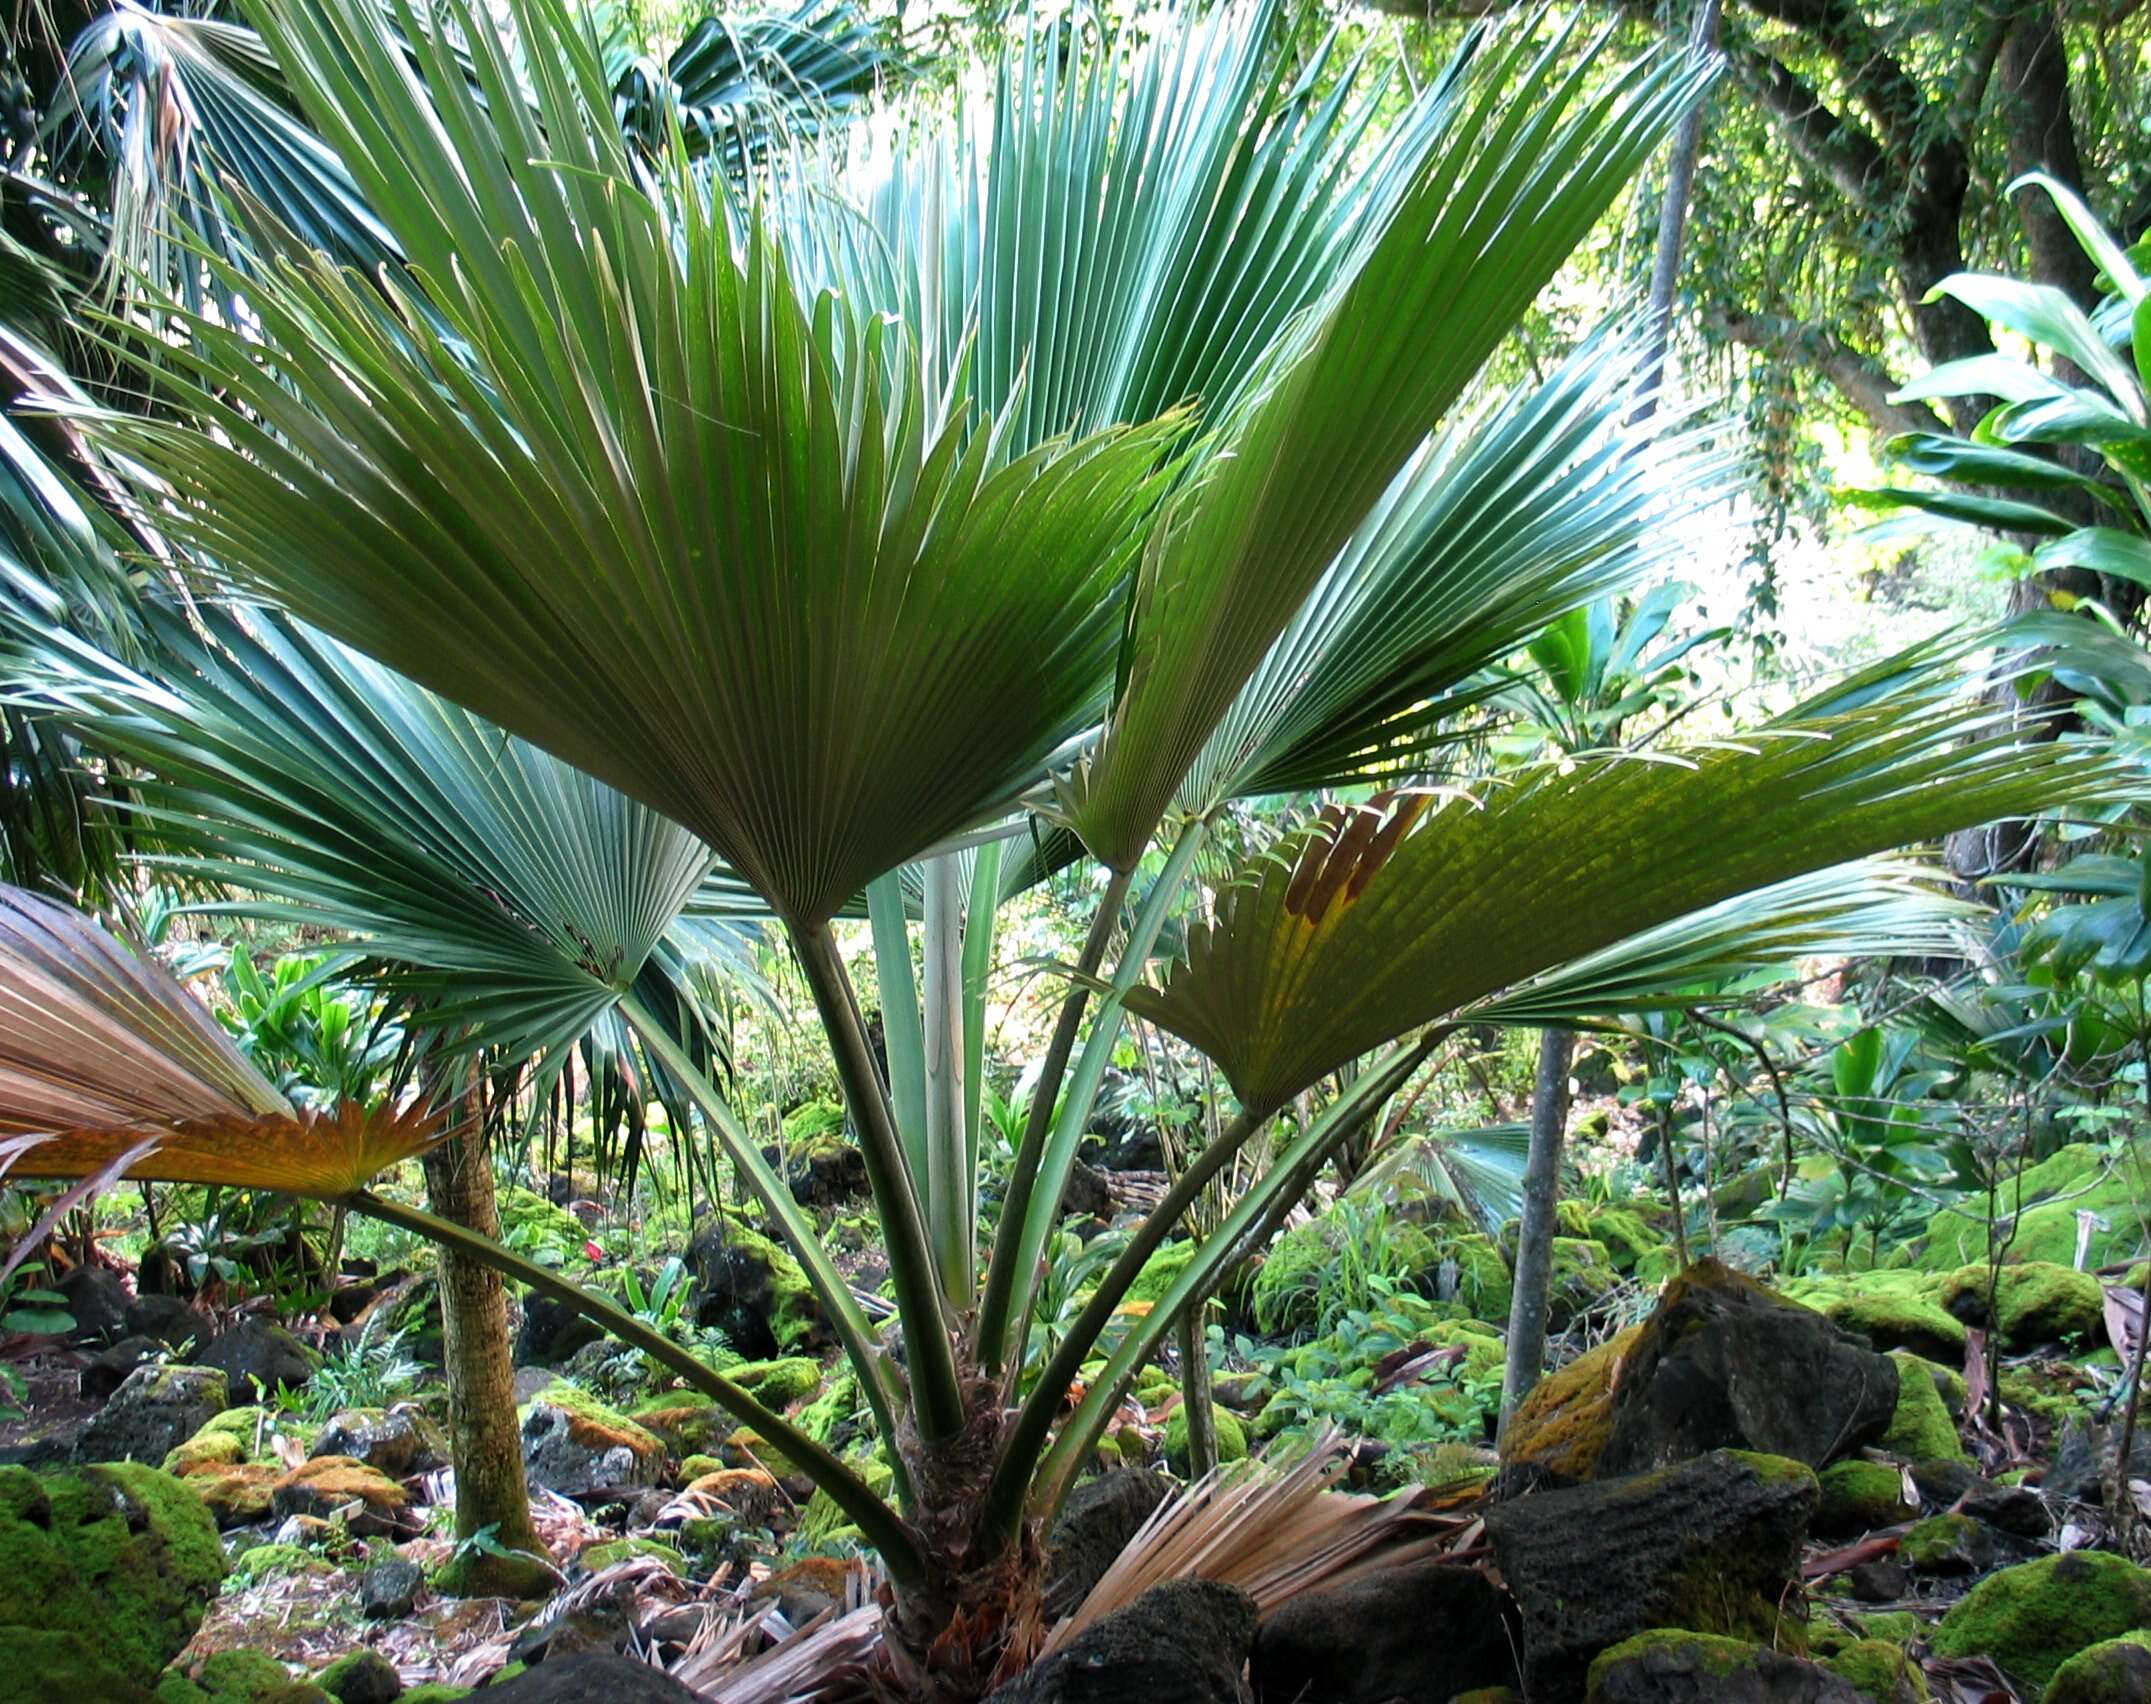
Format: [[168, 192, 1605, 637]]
[[1126, 682, 2119, 1114], [1179, 314, 1729, 809], [1062, 22, 1715, 869]]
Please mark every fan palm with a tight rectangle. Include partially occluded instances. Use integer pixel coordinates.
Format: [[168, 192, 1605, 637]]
[[0, 0, 2128, 1688]]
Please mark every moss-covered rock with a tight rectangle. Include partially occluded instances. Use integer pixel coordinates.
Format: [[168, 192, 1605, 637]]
[[577, 1535, 683, 1574], [1897, 1512, 1991, 1575], [1917, 1144, 2151, 1273], [229, 1542, 331, 1585], [397, 1687, 470, 1703], [497, 1186, 590, 1265], [1814, 1459, 1915, 1538], [1929, 1551, 2151, 1694], [1583, 1630, 1851, 1703], [1578, 1207, 1667, 1274], [724, 1357, 823, 1407], [314, 1649, 399, 1704], [1500, 1326, 1642, 1489], [186, 1464, 280, 1527], [520, 1382, 666, 1495], [0, 1462, 227, 1700], [161, 1431, 246, 1476], [155, 1650, 295, 1704], [1877, 1353, 1965, 1461], [1441, 1233, 1515, 1325], [270, 1457, 408, 1529], [2045, 1630, 2151, 1704], [1545, 1238, 1619, 1327], [1826, 1638, 1930, 1703], [1936, 1261, 2104, 1347], [1164, 1406, 1248, 1477], [1784, 1271, 1967, 1362]]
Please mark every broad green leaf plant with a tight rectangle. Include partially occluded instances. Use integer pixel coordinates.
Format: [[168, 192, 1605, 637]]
[[0, 0, 2127, 1687]]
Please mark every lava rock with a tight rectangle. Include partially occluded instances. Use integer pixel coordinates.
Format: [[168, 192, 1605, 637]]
[[318, 1647, 404, 1704], [196, 1315, 322, 1399], [54, 1262, 130, 1342], [986, 1578, 1257, 1704], [79, 1334, 164, 1401], [521, 1390, 665, 1496], [2049, 1416, 2151, 1506], [1486, 1448, 1819, 1699], [2048, 1633, 2151, 1704], [482, 1653, 703, 1702], [359, 1557, 425, 1620], [785, 1140, 867, 1207], [123, 1293, 207, 1350], [271, 1456, 409, 1535], [1594, 1260, 1898, 1481], [311, 1406, 446, 1477], [516, 1293, 605, 1367], [1846, 1557, 1908, 1602], [75, 1363, 229, 1463], [1250, 1559, 1520, 1703], [1585, 1630, 1862, 1703], [1041, 1468, 1172, 1620], [682, 1217, 828, 1359], [1061, 1160, 1114, 1221]]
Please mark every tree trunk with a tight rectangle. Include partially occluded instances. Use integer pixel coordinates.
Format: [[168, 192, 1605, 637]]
[[1500, 1027, 1574, 1431], [1176, 1297, 1217, 1479], [1632, 0, 1720, 416], [420, 1076, 552, 1597]]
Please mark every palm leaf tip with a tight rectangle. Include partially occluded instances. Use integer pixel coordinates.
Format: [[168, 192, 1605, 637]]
[[0, 883, 448, 1197], [1128, 688, 2124, 1113]]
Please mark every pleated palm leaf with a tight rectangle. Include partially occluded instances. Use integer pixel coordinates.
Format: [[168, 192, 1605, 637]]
[[19, 0, 2124, 1686]]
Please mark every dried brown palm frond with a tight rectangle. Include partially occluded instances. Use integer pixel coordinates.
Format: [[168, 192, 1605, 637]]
[[0, 883, 447, 1196], [1043, 1429, 1489, 1653]]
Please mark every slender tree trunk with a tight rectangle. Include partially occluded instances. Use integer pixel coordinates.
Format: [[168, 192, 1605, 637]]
[[421, 1064, 552, 1597], [1632, 0, 1720, 417], [1501, 1027, 1574, 1431], [1176, 1297, 1217, 1480]]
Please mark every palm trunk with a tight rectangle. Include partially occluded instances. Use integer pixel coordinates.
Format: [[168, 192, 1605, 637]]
[[1500, 1027, 1574, 1433], [420, 1079, 552, 1596], [1177, 1298, 1217, 1479]]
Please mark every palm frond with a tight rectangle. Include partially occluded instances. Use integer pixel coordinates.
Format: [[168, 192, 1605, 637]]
[[1062, 23, 1715, 869], [1180, 314, 1731, 809], [1126, 681, 2119, 1113], [14, 604, 713, 1059], [0, 883, 442, 1192]]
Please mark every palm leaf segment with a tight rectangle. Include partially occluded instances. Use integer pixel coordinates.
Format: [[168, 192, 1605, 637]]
[[0, 883, 442, 1192], [1130, 678, 2123, 1115], [15, 605, 715, 1059]]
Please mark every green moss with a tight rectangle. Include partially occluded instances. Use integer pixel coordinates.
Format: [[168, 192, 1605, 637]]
[[2045, 1630, 2151, 1704], [1929, 1551, 2151, 1693], [1546, 1237, 1617, 1317], [1499, 1326, 1640, 1485], [579, 1536, 682, 1573], [679, 1453, 723, 1481], [723, 1357, 822, 1407], [314, 1651, 396, 1704], [1583, 1631, 1776, 1699], [1899, 1513, 1987, 1574], [1877, 1352, 1965, 1461], [161, 1433, 246, 1476], [1827, 1638, 1931, 1703], [1937, 1261, 2104, 1346], [720, 1220, 825, 1353], [1163, 1405, 1248, 1477], [228, 1543, 330, 1585], [1814, 1459, 1915, 1537], [1853, 1612, 1922, 1647], [0, 1463, 228, 1697], [1441, 1233, 1514, 1325], [156, 1650, 294, 1704], [1798, 1273, 1968, 1361], [397, 1688, 471, 1703], [1583, 1207, 1666, 1273], [521, 1382, 663, 1461], [1918, 1144, 2151, 1273]]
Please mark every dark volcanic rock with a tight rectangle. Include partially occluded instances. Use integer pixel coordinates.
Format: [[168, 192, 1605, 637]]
[[1586, 1631, 1862, 1702], [482, 1653, 703, 1702], [54, 1262, 130, 1343], [516, 1292, 605, 1366], [79, 1334, 162, 1401], [988, 1578, 1257, 1704], [1486, 1448, 1819, 1700], [75, 1363, 228, 1463], [359, 1556, 424, 1620], [1594, 1259, 1898, 1480], [1250, 1559, 1519, 1703], [196, 1315, 321, 1399], [1042, 1468, 1172, 1620], [123, 1293, 206, 1350]]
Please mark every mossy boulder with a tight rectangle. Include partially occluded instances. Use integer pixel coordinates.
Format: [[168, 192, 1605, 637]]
[[497, 1186, 590, 1265], [1439, 1232, 1515, 1325], [0, 1461, 227, 1699], [270, 1456, 407, 1532], [1784, 1271, 1966, 1362], [1570, 1205, 1667, 1274], [520, 1383, 666, 1495], [1928, 1551, 2151, 1694], [75, 1363, 230, 1464], [1164, 1406, 1248, 1477], [1584, 1630, 1859, 1703], [1545, 1238, 1619, 1328], [229, 1542, 330, 1585], [578, 1536, 683, 1574], [1897, 1512, 1991, 1575], [1917, 1144, 2151, 1273], [724, 1357, 822, 1407], [1500, 1326, 1641, 1489], [684, 1214, 829, 1358], [2046, 1630, 2151, 1704], [1486, 1449, 1820, 1698], [161, 1432, 246, 1476], [155, 1649, 295, 1704], [185, 1464, 281, 1527], [1825, 1638, 1930, 1703], [314, 1649, 400, 1704], [1936, 1261, 2104, 1348], [1876, 1353, 1966, 1461], [1813, 1459, 1915, 1538]]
